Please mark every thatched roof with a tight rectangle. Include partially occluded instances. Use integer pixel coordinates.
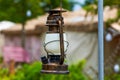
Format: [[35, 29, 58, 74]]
[[0, 21, 15, 31], [1, 7, 118, 35], [111, 23, 120, 32]]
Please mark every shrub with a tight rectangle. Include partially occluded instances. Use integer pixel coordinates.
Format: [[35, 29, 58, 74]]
[[0, 60, 88, 80]]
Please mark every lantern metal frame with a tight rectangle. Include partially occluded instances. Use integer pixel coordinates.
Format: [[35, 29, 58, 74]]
[[40, 9, 69, 74]]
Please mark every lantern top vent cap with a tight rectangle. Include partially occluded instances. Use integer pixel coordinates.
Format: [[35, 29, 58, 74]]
[[47, 9, 66, 13]]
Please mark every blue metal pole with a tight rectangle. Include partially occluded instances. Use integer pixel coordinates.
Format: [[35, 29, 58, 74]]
[[98, 0, 104, 80]]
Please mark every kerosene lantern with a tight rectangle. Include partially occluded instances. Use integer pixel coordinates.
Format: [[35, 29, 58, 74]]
[[40, 9, 69, 74]]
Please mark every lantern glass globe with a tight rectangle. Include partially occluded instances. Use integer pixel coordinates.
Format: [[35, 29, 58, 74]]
[[44, 33, 68, 55]]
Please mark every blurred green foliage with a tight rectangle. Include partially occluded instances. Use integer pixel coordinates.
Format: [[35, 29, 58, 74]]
[[105, 73, 120, 80], [104, 0, 120, 7], [83, 0, 97, 14], [0, 0, 72, 23], [104, 0, 120, 27], [83, 0, 120, 25], [0, 61, 87, 80]]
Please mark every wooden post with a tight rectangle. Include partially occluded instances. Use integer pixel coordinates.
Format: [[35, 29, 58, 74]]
[[9, 59, 15, 75]]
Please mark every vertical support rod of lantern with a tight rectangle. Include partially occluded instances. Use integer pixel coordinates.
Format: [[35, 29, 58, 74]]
[[59, 12, 65, 65], [59, 0, 64, 65], [98, 0, 104, 80]]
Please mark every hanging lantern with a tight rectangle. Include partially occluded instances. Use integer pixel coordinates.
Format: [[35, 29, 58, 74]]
[[40, 9, 69, 74]]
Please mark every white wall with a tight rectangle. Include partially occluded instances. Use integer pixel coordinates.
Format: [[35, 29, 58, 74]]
[[0, 34, 4, 57]]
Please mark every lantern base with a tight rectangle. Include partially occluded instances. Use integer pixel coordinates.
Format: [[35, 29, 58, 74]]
[[41, 63, 69, 74]]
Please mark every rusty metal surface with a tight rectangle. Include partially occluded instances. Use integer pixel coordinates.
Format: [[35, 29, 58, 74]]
[[41, 9, 69, 74], [45, 10, 66, 64], [41, 63, 69, 74]]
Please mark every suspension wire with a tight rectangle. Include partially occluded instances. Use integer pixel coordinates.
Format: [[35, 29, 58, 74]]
[[50, 0, 52, 10], [60, 0, 62, 11]]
